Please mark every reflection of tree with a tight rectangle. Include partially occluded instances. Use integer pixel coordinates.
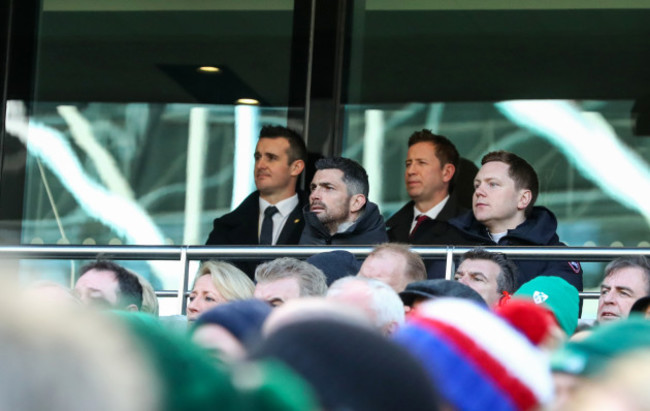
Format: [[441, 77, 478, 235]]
[[5, 100, 177, 285]]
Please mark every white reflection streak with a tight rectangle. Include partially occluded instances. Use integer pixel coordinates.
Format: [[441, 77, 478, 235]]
[[5, 102, 165, 245], [183, 107, 208, 245], [496, 100, 650, 221], [57, 105, 135, 199], [232, 105, 259, 209], [362, 110, 385, 208]]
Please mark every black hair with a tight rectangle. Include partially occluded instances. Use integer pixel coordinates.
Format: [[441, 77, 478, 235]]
[[314, 157, 369, 198], [79, 260, 143, 310], [458, 248, 519, 294], [259, 125, 307, 164]]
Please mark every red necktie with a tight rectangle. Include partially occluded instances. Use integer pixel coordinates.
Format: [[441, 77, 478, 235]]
[[409, 215, 431, 239]]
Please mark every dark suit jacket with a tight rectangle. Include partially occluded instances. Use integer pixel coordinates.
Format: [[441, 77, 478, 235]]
[[205, 190, 307, 278], [206, 191, 306, 246], [386, 194, 465, 243]]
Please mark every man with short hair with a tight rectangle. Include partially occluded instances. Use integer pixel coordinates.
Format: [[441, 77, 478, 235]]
[[387, 130, 465, 243], [299, 157, 388, 245], [254, 257, 327, 307], [441, 151, 583, 290], [74, 260, 143, 311], [454, 248, 518, 307], [597, 256, 650, 323], [327, 276, 405, 336], [206, 126, 307, 260], [358, 243, 426, 292]]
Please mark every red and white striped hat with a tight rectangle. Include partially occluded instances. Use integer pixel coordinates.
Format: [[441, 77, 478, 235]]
[[394, 298, 553, 411]]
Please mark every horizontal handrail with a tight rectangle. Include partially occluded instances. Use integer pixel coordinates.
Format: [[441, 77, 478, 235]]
[[3, 244, 631, 306], [2, 244, 649, 260]]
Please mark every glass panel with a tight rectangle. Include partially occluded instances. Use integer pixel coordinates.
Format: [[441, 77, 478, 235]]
[[343, 2, 650, 318], [4, 0, 298, 291]]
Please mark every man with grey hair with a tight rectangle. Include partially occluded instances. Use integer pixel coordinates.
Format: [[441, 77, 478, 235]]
[[597, 256, 650, 323], [254, 257, 327, 307], [358, 243, 427, 292], [327, 276, 405, 336]]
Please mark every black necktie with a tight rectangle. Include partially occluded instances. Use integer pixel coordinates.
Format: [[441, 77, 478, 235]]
[[260, 206, 278, 245], [409, 215, 431, 239]]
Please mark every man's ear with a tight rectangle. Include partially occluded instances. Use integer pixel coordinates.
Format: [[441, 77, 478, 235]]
[[125, 304, 140, 312], [517, 189, 532, 211], [290, 159, 305, 177], [442, 163, 456, 184], [349, 194, 367, 213]]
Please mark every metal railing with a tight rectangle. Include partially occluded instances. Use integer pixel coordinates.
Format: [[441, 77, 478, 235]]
[[3, 244, 648, 313]]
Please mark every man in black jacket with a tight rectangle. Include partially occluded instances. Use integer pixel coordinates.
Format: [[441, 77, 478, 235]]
[[439, 151, 583, 291], [205, 125, 307, 276], [300, 157, 388, 245], [387, 130, 466, 243]]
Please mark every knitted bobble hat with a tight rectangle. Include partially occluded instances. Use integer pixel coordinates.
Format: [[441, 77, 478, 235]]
[[394, 298, 553, 411], [514, 276, 579, 336]]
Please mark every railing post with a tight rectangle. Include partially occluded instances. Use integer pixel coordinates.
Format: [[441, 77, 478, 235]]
[[445, 246, 454, 280], [176, 246, 190, 315]]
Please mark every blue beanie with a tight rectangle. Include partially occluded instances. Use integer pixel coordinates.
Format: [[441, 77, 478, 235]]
[[194, 299, 271, 345]]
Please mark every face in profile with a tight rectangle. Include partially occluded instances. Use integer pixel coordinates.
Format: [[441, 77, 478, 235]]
[[405, 142, 453, 207], [187, 274, 227, 321], [309, 168, 355, 232], [254, 137, 301, 198], [597, 267, 648, 323]]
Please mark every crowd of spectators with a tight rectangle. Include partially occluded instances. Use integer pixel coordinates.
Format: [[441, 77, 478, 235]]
[[5, 124, 650, 410]]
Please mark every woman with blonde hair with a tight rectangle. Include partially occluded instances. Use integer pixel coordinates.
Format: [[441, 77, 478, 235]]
[[187, 260, 255, 321]]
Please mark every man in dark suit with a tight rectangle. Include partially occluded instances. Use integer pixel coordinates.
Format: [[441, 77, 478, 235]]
[[206, 125, 307, 276], [387, 130, 465, 244]]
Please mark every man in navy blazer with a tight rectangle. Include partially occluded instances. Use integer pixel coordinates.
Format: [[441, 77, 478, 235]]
[[206, 125, 307, 277]]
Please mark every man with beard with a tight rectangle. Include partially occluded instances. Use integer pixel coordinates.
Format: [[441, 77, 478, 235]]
[[299, 157, 388, 246]]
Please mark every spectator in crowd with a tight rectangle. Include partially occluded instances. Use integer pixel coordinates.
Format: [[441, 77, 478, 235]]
[[562, 349, 650, 411], [550, 317, 650, 411], [387, 130, 465, 243], [300, 157, 388, 245], [254, 257, 327, 307], [514, 276, 579, 338], [395, 298, 553, 411], [250, 318, 441, 411], [454, 248, 518, 307], [327, 276, 405, 336], [399, 279, 487, 312], [74, 260, 143, 311], [357, 243, 426, 292], [205, 125, 308, 277], [187, 260, 254, 322], [307, 250, 361, 286], [597, 256, 650, 323], [192, 299, 271, 362], [439, 151, 583, 290], [135, 274, 159, 316]]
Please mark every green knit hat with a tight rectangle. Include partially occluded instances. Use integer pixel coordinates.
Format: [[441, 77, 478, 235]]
[[514, 276, 579, 336], [114, 312, 318, 411], [551, 317, 650, 376]]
